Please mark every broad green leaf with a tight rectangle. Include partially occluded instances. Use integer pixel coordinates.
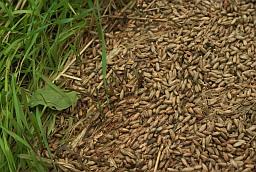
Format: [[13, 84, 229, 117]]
[[29, 85, 77, 111]]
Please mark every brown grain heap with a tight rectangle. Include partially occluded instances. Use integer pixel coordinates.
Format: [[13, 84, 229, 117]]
[[51, 0, 256, 171]]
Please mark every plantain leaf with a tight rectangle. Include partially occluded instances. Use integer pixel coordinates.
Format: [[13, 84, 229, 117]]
[[29, 85, 77, 111]]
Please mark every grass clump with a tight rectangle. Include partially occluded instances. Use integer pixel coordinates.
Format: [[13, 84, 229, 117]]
[[0, 0, 107, 171]]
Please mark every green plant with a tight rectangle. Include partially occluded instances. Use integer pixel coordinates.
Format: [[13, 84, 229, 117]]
[[0, 0, 99, 171], [88, 0, 109, 103]]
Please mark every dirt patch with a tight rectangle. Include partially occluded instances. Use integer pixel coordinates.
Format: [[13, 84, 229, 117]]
[[48, 0, 256, 171]]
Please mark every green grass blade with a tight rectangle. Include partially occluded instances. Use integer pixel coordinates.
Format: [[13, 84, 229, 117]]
[[0, 134, 16, 172], [87, 0, 109, 103], [11, 75, 30, 131], [0, 126, 32, 149], [35, 107, 57, 171], [0, 2, 13, 25]]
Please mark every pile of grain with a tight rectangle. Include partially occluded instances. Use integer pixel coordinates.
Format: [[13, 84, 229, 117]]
[[50, 0, 256, 171]]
